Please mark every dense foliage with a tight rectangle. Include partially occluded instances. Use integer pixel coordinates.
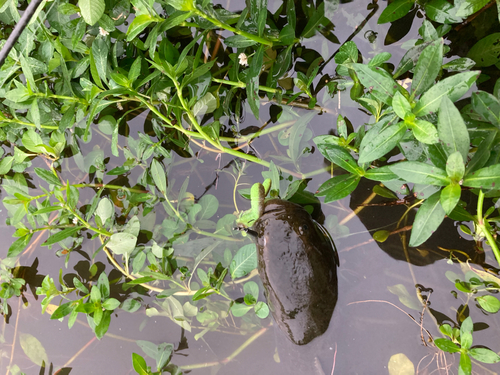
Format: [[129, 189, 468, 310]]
[[2, 0, 500, 373]]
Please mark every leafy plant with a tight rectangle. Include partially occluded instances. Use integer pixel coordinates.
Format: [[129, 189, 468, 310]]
[[435, 317, 500, 375]]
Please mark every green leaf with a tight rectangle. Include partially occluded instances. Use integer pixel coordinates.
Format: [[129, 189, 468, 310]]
[[438, 96, 470, 160], [151, 159, 167, 195], [254, 301, 269, 318], [34, 168, 63, 186], [316, 173, 361, 202], [471, 91, 500, 126], [246, 45, 264, 119], [410, 119, 439, 144], [314, 142, 362, 175], [301, 2, 324, 38], [468, 32, 500, 67], [127, 14, 154, 41], [378, 0, 414, 24], [106, 232, 137, 255], [469, 348, 500, 363], [424, 0, 463, 24], [455, 0, 489, 17], [411, 39, 443, 98], [460, 316, 473, 350], [476, 295, 500, 313], [197, 195, 218, 220], [42, 226, 84, 246], [231, 302, 252, 317], [446, 152, 465, 181], [7, 233, 33, 258], [230, 244, 257, 279], [409, 191, 445, 246], [462, 164, 500, 189], [92, 37, 108, 84], [168, 0, 194, 11], [352, 63, 397, 105], [0, 156, 14, 175], [459, 351, 471, 374], [413, 71, 479, 116], [366, 169, 400, 184], [79, 0, 105, 25], [132, 353, 149, 375], [22, 129, 45, 153], [156, 343, 174, 371], [51, 301, 74, 319], [359, 121, 406, 164], [434, 338, 460, 353], [279, 24, 295, 45], [392, 91, 412, 119], [102, 298, 120, 310], [390, 162, 449, 186], [224, 35, 257, 48], [440, 183, 461, 215]]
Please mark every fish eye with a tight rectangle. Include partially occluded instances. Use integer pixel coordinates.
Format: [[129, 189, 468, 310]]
[[298, 224, 308, 235]]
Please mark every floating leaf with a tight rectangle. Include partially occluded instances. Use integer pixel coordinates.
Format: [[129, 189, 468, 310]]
[[19, 333, 49, 367], [388, 353, 414, 375]]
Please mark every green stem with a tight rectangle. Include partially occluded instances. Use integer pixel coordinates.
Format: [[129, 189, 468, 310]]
[[193, 9, 274, 46], [212, 78, 280, 93], [33, 92, 87, 104], [477, 190, 500, 266], [0, 117, 58, 130]]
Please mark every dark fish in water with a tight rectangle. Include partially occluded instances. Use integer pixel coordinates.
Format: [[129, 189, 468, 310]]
[[250, 198, 339, 345]]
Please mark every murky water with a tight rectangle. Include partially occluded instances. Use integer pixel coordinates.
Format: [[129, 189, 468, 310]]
[[1, 1, 500, 374]]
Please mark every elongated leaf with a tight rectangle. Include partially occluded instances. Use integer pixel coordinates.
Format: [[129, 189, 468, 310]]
[[434, 338, 460, 353], [364, 166, 399, 181], [446, 152, 465, 181], [440, 183, 461, 215], [390, 162, 449, 186], [42, 226, 84, 246], [246, 45, 264, 119], [468, 32, 500, 67], [409, 191, 445, 246], [359, 121, 406, 164], [438, 96, 470, 160], [471, 91, 500, 126], [316, 173, 360, 202], [224, 35, 257, 48], [462, 164, 500, 189], [34, 167, 62, 186], [92, 37, 108, 84], [411, 119, 438, 144], [392, 91, 412, 119], [301, 2, 324, 38], [127, 14, 154, 41], [8, 233, 33, 257], [411, 39, 443, 98], [352, 63, 397, 105], [413, 71, 479, 116], [314, 142, 362, 175], [79, 0, 105, 25], [151, 159, 167, 195], [469, 348, 500, 363], [378, 0, 414, 24]]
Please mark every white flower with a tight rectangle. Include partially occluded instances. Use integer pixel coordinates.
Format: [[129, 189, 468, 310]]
[[238, 53, 248, 66], [99, 27, 109, 36], [72, 217, 78, 225], [117, 102, 123, 110]]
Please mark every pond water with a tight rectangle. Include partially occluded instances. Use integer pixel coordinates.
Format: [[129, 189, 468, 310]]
[[1, 0, 500, 374]]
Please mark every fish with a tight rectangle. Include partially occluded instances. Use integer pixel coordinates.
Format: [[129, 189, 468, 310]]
[[249, 198, 339, 345]]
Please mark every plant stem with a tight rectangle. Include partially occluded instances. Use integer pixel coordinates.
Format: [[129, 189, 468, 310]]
[[477, 190, 500, 266]]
